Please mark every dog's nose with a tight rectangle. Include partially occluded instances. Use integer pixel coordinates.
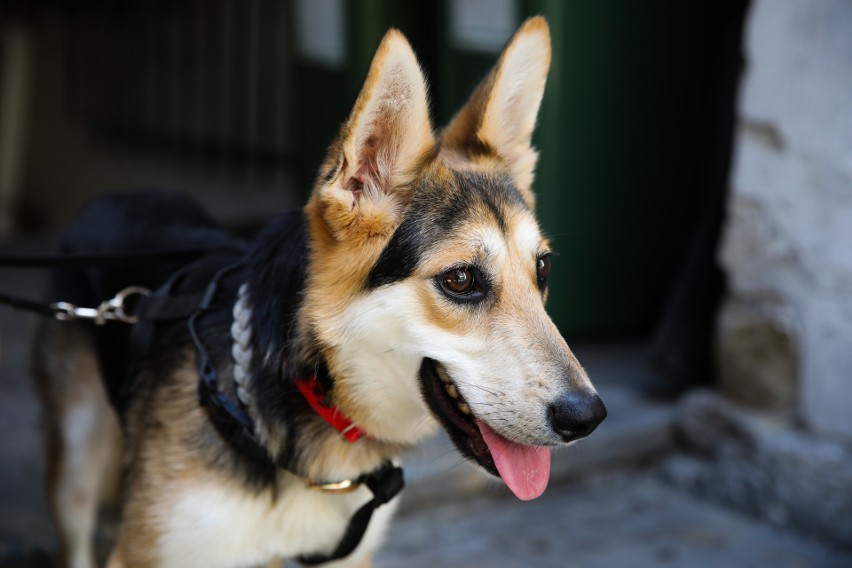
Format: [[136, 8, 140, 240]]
[[548, 392, 607, 443]]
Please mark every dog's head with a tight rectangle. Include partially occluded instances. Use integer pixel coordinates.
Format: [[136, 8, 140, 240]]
[[301, 17, 605, 500]]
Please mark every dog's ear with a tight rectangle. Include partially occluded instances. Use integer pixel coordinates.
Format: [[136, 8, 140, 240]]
[[442, 16, 551, 208], [311, 29, 434, 243]]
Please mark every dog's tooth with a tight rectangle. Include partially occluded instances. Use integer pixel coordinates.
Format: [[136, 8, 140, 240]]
[[458, 402, 471, 415], [445, 383, 458, 399], [436, 366, 451, 383]]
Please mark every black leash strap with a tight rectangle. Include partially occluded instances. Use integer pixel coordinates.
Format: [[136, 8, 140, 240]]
[[297, 463, 405, 566], [0, 247, 211, 269], [0, 291, 57, 317], [0, 247, 211, 319]]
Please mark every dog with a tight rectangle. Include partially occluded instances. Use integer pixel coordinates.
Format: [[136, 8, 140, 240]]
[[32, 16, 606, 568]]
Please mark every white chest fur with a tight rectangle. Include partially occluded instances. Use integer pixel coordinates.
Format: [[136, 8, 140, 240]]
[[158, 474, 397, 568]]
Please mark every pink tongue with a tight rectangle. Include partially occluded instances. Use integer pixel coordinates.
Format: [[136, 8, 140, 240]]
[[477, 421, 550, 501]]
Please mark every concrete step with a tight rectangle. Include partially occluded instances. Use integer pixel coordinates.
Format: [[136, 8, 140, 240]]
[[377, 470, 852, 568]]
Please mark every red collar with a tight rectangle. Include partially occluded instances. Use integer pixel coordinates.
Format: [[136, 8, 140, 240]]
[[295, 375, 367, 443]]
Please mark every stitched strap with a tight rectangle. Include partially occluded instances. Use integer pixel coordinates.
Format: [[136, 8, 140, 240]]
[[189, 261, 274, 465], [296, 463, 405, 566]]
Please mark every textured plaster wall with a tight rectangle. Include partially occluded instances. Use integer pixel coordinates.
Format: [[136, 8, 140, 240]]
[[719, 0, 852, 439]]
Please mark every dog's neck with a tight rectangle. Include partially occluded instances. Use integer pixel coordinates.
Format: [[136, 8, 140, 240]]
[[229, 283, 364, 442], [230, 287, 401, 481], [220, 210, 403, 481]]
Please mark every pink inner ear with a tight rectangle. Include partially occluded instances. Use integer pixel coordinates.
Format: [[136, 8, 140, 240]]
[[347, 155, 375, 194], [347, 172, 366, 198], [346, 121, 393, 195]]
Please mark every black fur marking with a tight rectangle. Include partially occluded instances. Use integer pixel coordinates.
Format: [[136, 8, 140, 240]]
[[320, 153, 344, 187], [242, 210, 322, 474], [367, 171, 527, 289], [245, 210, 309, 378], [366, 210, 426, 288]]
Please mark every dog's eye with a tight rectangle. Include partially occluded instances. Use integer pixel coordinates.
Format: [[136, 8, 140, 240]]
[[536, 254, 551, 288], [442, 267, 475, 295]]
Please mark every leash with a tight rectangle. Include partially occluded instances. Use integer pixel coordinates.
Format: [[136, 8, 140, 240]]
[[0, 247, 211, 321], [2, 247, 404, 565], [0, 247, 212, 269]]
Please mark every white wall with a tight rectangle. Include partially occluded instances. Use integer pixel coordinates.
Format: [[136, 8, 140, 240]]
[[720, 0, 852, 440]]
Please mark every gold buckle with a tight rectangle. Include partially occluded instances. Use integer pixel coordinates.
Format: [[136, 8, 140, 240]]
[[309, 479, 362, 494]]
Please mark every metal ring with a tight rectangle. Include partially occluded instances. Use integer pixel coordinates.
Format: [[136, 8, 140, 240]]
[[108, 286, 152, 324], [50, 301, 76, 321]]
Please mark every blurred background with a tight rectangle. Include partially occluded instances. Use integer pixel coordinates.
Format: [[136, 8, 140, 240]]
[[1, 0, 851, 566]]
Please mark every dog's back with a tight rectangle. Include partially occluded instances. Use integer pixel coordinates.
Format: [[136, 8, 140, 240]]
[[49, 191, 240, 306], [45, 191, 246, 401], [32, 191, 245, 567]]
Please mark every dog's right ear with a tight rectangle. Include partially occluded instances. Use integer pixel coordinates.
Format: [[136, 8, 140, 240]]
[[310, 29, 434, 244]]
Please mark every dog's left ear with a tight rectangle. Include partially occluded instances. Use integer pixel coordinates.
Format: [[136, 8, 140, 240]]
[[442, 17, 551, 208], [312, 29, 434, 242]]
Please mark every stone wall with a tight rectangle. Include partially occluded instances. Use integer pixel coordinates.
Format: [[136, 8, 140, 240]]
[[718, 0, 852, 440]]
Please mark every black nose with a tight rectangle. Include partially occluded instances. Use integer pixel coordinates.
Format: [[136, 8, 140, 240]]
[[548, 392, 607, 443]]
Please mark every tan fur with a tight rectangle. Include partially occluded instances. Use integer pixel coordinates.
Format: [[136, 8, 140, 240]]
[[299, 30, 439, 424], [33, 322, 122, 568], [112, 362, 205, 566]]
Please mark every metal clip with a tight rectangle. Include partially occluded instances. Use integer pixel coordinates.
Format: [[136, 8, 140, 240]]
[[51, 286, 152, 325], [309, 478, 362, 494]]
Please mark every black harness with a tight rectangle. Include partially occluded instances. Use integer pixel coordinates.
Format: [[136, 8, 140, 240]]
[[0, 251, 404, 566]]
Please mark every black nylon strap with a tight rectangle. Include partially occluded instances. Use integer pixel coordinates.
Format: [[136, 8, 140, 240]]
[[0, 247, 210, 269], [0, 247, 211, 318], [296, 463, 405, 566], [0, 292, 57, 316], [134, 292, 205, 321], [188, 261, 281, 467]]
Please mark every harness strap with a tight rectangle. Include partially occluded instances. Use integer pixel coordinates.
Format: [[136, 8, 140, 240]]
[[297, 463, 405, 566]]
